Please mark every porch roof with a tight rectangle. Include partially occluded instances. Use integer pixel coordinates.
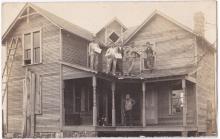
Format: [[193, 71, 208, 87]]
[[60, 61, 196, 81]]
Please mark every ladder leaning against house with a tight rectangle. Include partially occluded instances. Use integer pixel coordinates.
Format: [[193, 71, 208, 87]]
[[2, 37, 20, 104]]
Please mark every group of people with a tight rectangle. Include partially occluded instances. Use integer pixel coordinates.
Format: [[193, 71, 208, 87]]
[[89, 37, 123, 75], [88, 37, 155, 75]]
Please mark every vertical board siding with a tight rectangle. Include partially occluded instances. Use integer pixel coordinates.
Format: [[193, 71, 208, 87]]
[[124, 15, 195, 74], [6, 14, 61, 134], [7, 80, 23, 133], [35, 74, 60, 132], [62, 30, 89, 67]]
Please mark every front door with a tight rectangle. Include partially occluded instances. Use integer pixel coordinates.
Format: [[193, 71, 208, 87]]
[[146, 87, 158, 124]]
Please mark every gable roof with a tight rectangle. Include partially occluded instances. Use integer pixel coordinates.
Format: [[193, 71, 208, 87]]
[[123, 10, 197, 45], [122, 10, 215, 51], [95, 17, 127, 35], [2, 3, 94, 42]]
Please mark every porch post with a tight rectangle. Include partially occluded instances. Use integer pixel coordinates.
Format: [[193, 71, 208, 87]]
[[92, 76, 97, 126], [182, 79, 188, 136], [142, 82, 146, 127], [112, 81, 116, 126]]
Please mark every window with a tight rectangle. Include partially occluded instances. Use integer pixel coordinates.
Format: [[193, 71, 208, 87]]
[[170, 90, 184, 114], [33, 31, 40, 63], [109, 32, 119, 42], [24, 33, 31, 65], [23, 30, 41, 65]]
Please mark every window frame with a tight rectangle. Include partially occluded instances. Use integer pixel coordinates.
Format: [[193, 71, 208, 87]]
[[169, 89, 184, 115], [22, 28, 42, 66], [108, 31, 120, 43]]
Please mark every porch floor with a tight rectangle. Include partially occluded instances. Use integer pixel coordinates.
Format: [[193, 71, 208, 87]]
[[63, 125, 197, 132]]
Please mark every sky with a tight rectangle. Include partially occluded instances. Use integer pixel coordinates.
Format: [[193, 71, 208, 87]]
[[2, 1, 217, 43]]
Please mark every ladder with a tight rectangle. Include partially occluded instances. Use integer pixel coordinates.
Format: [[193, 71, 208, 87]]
[[2, 37, 20, 104]]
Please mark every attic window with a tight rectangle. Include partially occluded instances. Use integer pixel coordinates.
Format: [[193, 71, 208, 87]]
[[109, 32, 119, 42]]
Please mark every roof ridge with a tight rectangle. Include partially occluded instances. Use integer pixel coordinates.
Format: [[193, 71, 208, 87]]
[[29, 3, 94, 40]]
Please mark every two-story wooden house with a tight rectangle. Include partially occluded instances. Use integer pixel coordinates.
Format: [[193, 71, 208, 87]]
[[2, 3, 216, 137]]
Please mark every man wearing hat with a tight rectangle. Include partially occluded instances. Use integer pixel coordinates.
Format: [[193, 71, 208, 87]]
[[144, 42, 155, 70]]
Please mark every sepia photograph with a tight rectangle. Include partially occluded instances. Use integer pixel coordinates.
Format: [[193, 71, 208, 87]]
[[1, 1, 217, 137]]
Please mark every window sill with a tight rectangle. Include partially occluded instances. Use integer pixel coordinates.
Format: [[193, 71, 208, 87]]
[[22, 62, 43, 67]]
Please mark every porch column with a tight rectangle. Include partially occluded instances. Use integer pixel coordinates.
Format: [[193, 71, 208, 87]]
[[142, 82, 146, 127], [182, 79, 187, 136], [112, 81, 116, 126], [92, 76, 97, 126]]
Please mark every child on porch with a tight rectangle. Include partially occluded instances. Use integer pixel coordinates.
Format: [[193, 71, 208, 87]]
[[124, 94, 136, 126]]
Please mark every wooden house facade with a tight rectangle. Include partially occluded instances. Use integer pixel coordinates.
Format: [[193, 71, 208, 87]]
[[2, 3, 216, 137]]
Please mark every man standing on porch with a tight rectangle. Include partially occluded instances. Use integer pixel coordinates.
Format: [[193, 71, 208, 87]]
[[105, 42, 118, 75], [89, 37, 102, 70], [124, 94, 136, 126]]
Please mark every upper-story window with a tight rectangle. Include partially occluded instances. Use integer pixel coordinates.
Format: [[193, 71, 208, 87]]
[[109, 32, 119, 43], [23, 30, 41, 65]]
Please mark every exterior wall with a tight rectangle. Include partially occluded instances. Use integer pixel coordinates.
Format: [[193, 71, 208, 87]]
[[196, 38, 216, 132], [157, 81, 196, 126], [186, 82, 196, 126], [96, 20, 126, 45], [157, 82, 183, 125], [124, 15, 195, 74], [62, 30, 89, 67], [5, 13, 61, 134]]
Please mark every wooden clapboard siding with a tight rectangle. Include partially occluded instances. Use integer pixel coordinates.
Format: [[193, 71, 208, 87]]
[[96, 20, 125, 45], [157, 85, 170, 117], [96, 29, 106, 45], [62, 30, 89, 67], [124, 14, 195, 74], [35, 74, 60, 132], [7, 79, 23, 133], [5, 13, 62, 134], [62, 65, 93, 80], [196, 37, 216, 132], [186, 82, 196, 126], [157, 81, 196, 126], [7, 14, 61, 78]]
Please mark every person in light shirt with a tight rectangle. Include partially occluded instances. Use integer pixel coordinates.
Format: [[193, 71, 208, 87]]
[[105, 43, 117, 75], [89, 37, 101, 70]]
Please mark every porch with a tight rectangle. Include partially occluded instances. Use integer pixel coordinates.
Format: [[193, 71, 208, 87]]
[[62, 69, 197, 135]]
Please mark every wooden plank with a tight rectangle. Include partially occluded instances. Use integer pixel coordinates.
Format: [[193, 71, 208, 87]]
[[185, 76, 196, 83], [182, 79, 187, 128], [92, 76, 97, 126], [30, 73, 36, 137], [60, 61, 97, 74], [63, 72, 93, 80], [142, 82, 146, 127], [111, 81, 116, 127]]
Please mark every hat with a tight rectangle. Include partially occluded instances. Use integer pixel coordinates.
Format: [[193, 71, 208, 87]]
[[145, 42, 153, 46]]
